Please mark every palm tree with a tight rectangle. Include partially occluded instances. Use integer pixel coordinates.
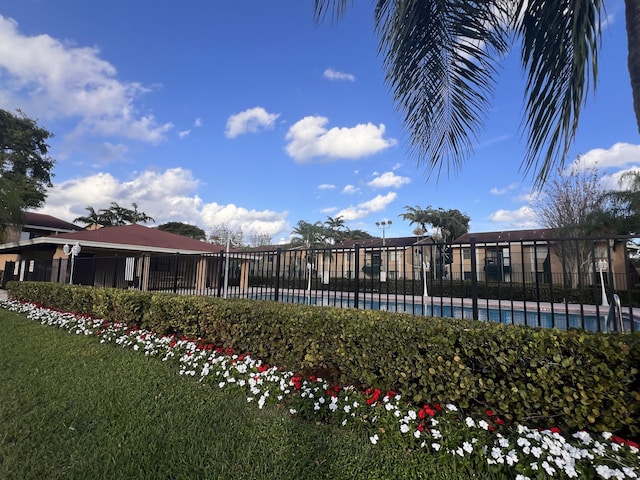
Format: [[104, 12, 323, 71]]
[[314, 1, 639, 186], [74, 206, 103, 227], [291, 220, 325, 247], [400, 205, 431, 234], [324, 215, 347, 243]]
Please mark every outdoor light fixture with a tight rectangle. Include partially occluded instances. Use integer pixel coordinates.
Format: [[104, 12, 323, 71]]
[[223, 230, 242, 299], [375, 220, 392, 246], [62, 242, 81, 285], [597, 259, 609, 308]]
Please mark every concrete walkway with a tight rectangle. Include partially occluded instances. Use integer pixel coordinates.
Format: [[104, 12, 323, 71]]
[[0, 289, 8, 301]]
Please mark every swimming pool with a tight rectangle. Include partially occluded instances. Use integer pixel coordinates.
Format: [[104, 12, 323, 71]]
[[248, 292, 637, 333]]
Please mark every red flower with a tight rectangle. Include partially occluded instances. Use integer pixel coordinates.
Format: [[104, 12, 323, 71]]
[[257, 364, 269, 373], [417, 423, 425, 431], [494, 418, 505, 426], [550, 427, 561, 434], [418, 409, 426, 419], [434, 404, 443, 412], [386, 390, 396, 399], [486, 409, 495, 417]]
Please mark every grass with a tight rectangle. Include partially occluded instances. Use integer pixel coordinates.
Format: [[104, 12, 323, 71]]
[[0, 308, 501, 480]]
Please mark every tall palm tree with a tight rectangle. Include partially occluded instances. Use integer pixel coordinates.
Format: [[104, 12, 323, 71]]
[[324, 215, 347, 242], [314, 0, 638, 186], [291, 220, 325, 247]]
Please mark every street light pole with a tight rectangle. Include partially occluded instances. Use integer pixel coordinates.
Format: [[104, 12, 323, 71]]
[[223, 229, 242, 299], [598, 259, 609, 308], [63, 242, 81, 285], [375, 220, 392, 246]]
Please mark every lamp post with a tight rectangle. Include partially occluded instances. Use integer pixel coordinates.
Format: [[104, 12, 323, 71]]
[[223, 229, 242, 299], [598, 259, 609, 308], [63, 242, 81, 285], [375, 220, 392, 246], [422, 261, 430, 297]]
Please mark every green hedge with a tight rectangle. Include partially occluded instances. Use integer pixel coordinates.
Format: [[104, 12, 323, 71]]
[[6, 281, 640, 437]]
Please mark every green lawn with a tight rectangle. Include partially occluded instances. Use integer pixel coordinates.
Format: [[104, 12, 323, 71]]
[[0, 308, 500, 480]]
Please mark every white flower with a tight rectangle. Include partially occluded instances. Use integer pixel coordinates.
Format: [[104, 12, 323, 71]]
[[414, 430, 421, 439], [400, 424, 410, 434], [463, 441, 473, 453], [431, 443, 441, 451], [369, 434, 379, 445], [289, 408, 297, 415]]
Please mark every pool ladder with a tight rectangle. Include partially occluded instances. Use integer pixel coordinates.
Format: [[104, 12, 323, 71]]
[[605, 293, 624, 333]]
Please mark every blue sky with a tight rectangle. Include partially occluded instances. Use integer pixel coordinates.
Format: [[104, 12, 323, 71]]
[[1, 0, 639, 243]]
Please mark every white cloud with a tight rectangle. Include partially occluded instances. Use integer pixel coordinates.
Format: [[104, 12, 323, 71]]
[[572, 143, 640, 171], [335, 192, 397, 221], [367, 171, 411, 189], [489, 206, 537, 227], [178, 130, 191, 139], [317, 183, 335, 190], [0, 15, 172, 143], [285, 116, 397, 162], [225, 106, 280, 138], [194, 118, 202, 127], [342, 184, 359, 194], [490, 182, 519, 195], [323, 68, 355, 82], [36, 167, 289, 239]]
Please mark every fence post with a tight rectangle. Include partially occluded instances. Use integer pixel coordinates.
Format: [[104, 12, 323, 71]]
[[354, 244, 360, 309], [274, 248, 281, 302], [172, 253, 180, 293], [470, 237, 478, 321]]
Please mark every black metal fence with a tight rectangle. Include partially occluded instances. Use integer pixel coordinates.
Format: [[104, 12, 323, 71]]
[[3, 236, 639, 332]]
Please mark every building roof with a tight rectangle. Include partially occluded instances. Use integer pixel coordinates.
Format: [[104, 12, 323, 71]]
[[23, 212, 83, 232], [454, 229, 557, 244], [1, 223, 225, 255], [333, 236, 424, 249]]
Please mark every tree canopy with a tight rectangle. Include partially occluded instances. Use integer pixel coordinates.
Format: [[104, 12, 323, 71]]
[[0, 109, 55, 241], [314, 1, 639, 186], [157, 222, 206, 241], [74, 202, 154, 227], [400, 205, 470, 243]]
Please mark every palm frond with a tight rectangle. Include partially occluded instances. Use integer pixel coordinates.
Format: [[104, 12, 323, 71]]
[[516, 0, 603, 186], [374, 0, 510, 179], [313, 0, 352, 24]]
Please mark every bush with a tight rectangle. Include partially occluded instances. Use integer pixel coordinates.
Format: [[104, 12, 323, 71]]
[[6, 281, 640, 437]]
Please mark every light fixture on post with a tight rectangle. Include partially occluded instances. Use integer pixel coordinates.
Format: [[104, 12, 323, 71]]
[[62, 242, 81, 285], [375, 220, 392, 247], [597, 259, 609, 308], [223, 229, 242, 299]]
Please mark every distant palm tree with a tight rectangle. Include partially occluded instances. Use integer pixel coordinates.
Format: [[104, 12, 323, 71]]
[[291, 220, 325, 247], [324, 215, 347, 243], [314, 0, 639, 185]]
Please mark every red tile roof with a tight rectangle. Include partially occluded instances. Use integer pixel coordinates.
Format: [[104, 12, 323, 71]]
[[49, 224, 225, 253], [24, 212, 83, 232]]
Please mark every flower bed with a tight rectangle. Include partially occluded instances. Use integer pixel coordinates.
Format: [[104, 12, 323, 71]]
[[2, 299, 639, 479]]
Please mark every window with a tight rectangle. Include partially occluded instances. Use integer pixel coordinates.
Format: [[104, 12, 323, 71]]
[[463, 248, 471, 260]]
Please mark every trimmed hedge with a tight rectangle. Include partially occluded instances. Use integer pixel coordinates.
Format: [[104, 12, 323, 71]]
[[6, 281, 640, 437]]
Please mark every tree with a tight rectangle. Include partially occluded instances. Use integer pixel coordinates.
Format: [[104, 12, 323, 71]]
[[157, 222, 206, 240], [248, 231, 273, 247], [400, 205, 470, 243], [533, 160, 606, 287], [291, 220, 326, 247], [324, 215, 347, 243], [74, 202, 154, 227], [589, 170, 640, 235], [0, 109, 55, 242], [314, 1, 638, 185], [209, 224, 243, 246]]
